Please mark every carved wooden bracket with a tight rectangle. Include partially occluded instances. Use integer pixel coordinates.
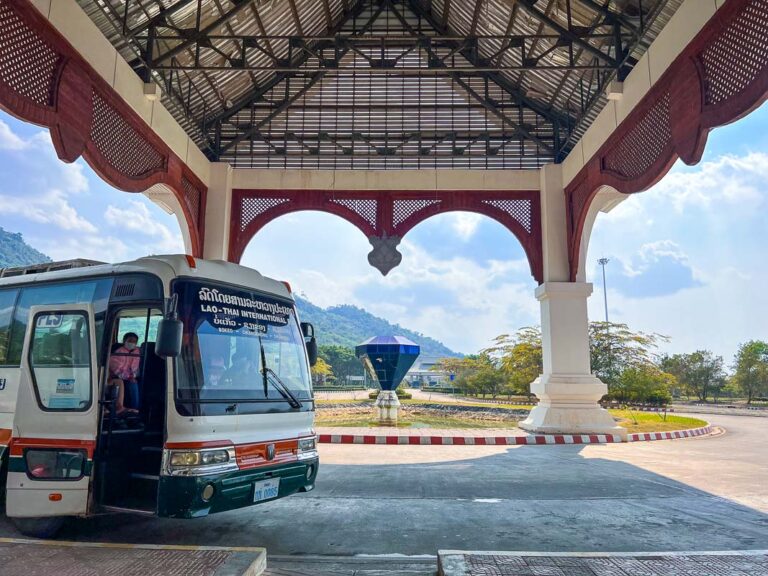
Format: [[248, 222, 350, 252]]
[[566, 0, 768, 281], [230, 188, 544, 282], [0, 0, 207, 256]]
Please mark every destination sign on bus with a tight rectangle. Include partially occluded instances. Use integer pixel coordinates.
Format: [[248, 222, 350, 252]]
[[195, 286, 293, 334]]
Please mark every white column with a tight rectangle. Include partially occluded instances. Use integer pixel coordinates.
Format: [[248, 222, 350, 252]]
[[203, 162, 234, 261], [519, 165, 625, 438]]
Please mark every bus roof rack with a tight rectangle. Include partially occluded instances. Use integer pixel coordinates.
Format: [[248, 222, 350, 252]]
[[0, 259, 107, 278]]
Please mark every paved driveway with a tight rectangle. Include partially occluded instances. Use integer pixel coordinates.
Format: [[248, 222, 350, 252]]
[[1, 414, 766, 557]]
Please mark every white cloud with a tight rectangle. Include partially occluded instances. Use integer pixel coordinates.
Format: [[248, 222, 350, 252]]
[[104, 200, 183, 253], [0, 188, 97, 233], [619, 240, 697, 279], [39, 234, 129, 263], [449, 212, 483, 241], [652, 153, 768, 212], [27, 131, 89, 194], [0, 119, 28, 150]]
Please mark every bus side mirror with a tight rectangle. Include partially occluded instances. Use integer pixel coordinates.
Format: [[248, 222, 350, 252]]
[[301, 322, 317, 367], [155, 318, 182, 358]]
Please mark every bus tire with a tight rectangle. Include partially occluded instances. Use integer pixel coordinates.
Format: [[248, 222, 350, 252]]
[[12, 516, 65, 539]]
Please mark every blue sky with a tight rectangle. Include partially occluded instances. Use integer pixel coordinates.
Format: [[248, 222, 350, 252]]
[[1, 103, 766, 365]]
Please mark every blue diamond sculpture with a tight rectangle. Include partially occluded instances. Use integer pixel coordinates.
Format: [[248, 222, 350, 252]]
[[355, 335, 420, 391]]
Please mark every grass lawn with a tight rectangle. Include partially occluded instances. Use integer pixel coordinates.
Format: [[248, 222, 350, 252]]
[[608, 410, 708, 433], [316, 398, 536, 411], [314, 413, 519, 429], [314, 403, 708, 432]]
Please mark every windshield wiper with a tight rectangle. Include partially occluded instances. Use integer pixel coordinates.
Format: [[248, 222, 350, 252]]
[[265, 368, 302, 409], [259, 337, 302, 409]]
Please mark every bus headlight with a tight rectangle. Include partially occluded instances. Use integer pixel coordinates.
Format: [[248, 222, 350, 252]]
[[298, 437, 316, 452], [164, 447, 237, 476], [297, 436, 318, 461]]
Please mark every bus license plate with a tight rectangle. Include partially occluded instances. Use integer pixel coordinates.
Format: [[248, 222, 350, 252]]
[[253, 478, 280, 502]]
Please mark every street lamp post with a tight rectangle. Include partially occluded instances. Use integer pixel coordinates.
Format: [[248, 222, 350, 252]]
[[598, 258, 612, 386], [598, 257, 610, 323]]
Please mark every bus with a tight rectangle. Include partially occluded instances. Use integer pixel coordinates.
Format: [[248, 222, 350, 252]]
[[0, 255, 319, 537]]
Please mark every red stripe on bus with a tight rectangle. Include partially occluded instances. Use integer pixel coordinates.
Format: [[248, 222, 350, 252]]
[[0, 428, 11, 444], [9, 437, 96, 458], [235, 438, 299, 471]]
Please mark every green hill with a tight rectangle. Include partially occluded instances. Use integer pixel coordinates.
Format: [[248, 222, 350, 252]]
[[294, 296, 460, 357], [0, 227, 51, 268]]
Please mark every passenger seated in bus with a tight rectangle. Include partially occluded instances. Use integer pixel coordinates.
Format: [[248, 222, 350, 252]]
[[221, 351, 258, 389], [109, 332, 141, 412], [205, 356, 227, 387]]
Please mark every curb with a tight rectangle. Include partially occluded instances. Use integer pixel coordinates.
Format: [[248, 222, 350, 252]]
[[318, 425, 713, 446], [627, 425, 713, 442], [438, 549, 768, 576], [0, 538, 267, 576]]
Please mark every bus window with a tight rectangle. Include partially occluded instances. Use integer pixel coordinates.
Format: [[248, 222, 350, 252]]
[[29, 311, 92, 411], [0, 288, 18, 365], [113, 309, 162, 347], [7, 279, 112, 366]]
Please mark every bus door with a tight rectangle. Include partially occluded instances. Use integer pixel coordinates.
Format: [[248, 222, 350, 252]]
[[6, 304, 98, 518]]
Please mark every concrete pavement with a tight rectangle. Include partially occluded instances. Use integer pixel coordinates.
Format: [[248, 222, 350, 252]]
[[0, 413, 766, 573]]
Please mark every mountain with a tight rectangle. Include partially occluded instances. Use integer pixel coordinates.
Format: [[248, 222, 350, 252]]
[[294, 296, 460, 357], [0, 227, 51, 268], [0, 227, 460, 357]]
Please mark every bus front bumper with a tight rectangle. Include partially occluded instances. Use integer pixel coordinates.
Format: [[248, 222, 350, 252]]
[[157, 457, 319, 518]]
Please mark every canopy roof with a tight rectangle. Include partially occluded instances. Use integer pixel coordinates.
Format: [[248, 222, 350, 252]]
[[77, 0, 682, 169]]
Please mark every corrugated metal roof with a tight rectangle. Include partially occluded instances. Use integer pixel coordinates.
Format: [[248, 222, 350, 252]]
[[75, 0, 683, 169]]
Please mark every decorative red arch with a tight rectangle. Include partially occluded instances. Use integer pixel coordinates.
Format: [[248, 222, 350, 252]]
[[566, 0, 768, 281], [0, 0, 207, 256], [230, 188, 543, 282]]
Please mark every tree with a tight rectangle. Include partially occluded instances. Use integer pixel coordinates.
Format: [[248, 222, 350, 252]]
[[432, 355, 483, 395], [732, 340, 768, 404], [311, 357, 334, 387], [317, 345, 363, 385], [465, 357, 506, 399], [615, 365, 675, 405], [589, 322, 667, 388], [661, 350, 725, 402], [484, 328, 542, 398]]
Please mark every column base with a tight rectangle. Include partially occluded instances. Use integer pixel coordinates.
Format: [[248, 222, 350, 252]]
[[519, 374, 627, 440], [375, 390, 401, 426]]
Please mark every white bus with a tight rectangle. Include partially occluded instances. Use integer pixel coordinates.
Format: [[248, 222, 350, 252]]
[[0, 255, 318, 537]]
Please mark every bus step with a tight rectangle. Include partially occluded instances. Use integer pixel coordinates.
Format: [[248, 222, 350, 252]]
[[130, 473, 159, 481], [140, 446, 162, 452], [102, 505, 155, 516]]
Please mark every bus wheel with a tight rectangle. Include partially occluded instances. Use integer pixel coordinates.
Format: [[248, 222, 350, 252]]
[[12, 516, 65, 539]]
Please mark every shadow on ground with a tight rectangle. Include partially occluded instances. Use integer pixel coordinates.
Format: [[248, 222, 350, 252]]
[[3, 437, 767, 556]]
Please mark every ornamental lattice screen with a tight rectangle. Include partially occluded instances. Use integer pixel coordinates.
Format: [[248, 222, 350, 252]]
[[230, 188, 542, 281]]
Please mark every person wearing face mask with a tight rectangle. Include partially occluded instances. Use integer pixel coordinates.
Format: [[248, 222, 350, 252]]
[[109, 332, 141, 412]]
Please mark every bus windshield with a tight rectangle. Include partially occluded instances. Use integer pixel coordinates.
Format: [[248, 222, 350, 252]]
[[174, 280, 312, 415]]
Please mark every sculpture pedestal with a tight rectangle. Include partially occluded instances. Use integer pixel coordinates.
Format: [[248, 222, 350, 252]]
[[375, 390, 400, 426]]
